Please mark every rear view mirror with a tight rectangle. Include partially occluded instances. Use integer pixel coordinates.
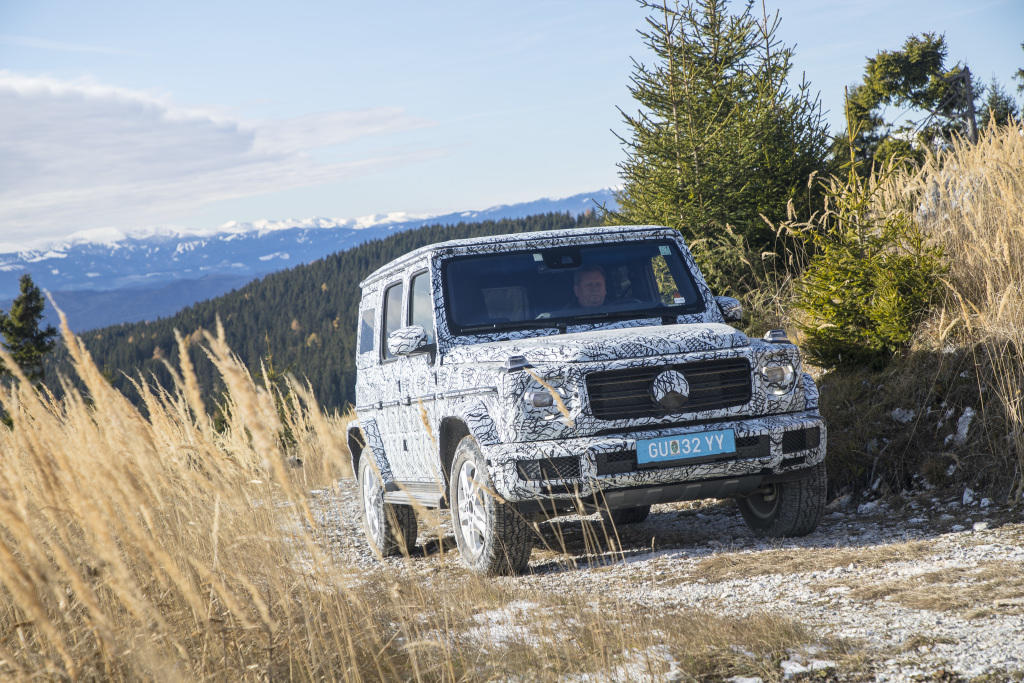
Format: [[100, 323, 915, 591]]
[[715, 296, 743, 322], [387, 325, 429, 356]]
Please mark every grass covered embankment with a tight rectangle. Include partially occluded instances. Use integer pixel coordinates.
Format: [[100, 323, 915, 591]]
[[793, 123, 1024, 502]]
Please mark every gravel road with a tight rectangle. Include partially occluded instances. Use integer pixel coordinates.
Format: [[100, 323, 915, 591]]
[[312, 480, 1024, 681]]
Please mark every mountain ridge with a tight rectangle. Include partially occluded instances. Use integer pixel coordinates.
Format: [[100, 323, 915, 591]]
[[3, 189, 616, 330]]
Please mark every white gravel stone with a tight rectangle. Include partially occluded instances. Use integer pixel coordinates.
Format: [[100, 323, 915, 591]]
[[955, 407, 975, 445], [891, 408, 915, 424]]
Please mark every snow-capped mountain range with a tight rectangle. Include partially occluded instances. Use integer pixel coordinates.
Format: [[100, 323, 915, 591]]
[[1, 189, 616, 331]]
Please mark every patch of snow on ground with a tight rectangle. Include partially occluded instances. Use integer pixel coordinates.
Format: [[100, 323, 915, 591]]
[[463, 601, 540, 651], [568, 645, 682, 682]]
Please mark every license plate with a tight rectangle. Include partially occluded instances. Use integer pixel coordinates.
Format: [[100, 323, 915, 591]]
[[637, 429, 736, 466]]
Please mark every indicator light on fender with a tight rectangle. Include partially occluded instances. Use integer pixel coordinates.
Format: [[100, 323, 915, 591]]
[[524, 390, 554, 408]]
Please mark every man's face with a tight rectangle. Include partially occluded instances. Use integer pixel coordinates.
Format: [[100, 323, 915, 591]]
[[574, 270, 606, 308]]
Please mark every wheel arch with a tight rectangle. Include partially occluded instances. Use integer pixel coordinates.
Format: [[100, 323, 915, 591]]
[[438, 416, 471, 503], [350, 417, 396, 485], [346, 422, 366, 478]]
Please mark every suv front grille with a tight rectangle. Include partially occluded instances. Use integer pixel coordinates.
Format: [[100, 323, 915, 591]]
[[586, 358, 751, 420]]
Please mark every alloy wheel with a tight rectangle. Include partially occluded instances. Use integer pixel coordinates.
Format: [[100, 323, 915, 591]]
[[456, 460, 487, 558]]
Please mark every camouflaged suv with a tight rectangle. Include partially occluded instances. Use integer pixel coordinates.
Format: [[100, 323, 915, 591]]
[[348, 225, 827, 574]]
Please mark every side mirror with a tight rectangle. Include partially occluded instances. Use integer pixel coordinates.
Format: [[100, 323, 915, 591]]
[[715, 296, 743, 323], [387, 325, 429, 356]]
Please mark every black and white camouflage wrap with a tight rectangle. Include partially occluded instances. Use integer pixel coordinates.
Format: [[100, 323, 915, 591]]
[[351, 225, 826, 504], [386, 324, 428, 357], [650, 369, 689, 408]]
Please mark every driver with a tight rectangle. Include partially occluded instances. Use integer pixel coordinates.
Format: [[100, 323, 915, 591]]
[[573, 266, 606, 308]]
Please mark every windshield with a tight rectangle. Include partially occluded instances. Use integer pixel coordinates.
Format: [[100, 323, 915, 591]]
[[443, 239, 705, 334]]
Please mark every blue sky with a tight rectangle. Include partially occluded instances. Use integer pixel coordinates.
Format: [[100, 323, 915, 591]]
[[1, 0, 1021, 250]]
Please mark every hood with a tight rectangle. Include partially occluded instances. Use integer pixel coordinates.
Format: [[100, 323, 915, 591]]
[[443, 322, 749, 365]]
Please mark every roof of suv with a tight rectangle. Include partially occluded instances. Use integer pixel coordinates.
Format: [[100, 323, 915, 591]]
[[360, 224, 677, 288]]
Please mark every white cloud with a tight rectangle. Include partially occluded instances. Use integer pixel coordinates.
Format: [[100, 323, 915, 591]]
[[0, 72, 436, 249]]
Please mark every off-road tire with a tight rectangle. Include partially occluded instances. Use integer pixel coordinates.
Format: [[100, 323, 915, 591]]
[[358, 456, 417, 557], [450, 435, 533, 575], [603, 505, 651, 526], [736, 461, 827, 538]]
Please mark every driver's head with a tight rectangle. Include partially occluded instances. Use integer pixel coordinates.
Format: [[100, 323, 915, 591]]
[[573, 266, 606, 308]]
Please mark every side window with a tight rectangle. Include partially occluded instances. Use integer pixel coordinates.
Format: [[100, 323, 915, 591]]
[[358, 307, 375, 354], [382, 282, 404, 360], [409, 271, 435, 345]]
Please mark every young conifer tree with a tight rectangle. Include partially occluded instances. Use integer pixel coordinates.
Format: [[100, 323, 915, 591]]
[[1, 274, 57, 383], [611, 0, 830, 291]]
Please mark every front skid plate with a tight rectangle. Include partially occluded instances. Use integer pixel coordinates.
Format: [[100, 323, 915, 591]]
[[514, 466, 817, 516]]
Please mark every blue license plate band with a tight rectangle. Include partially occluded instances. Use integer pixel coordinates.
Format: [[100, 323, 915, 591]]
[[637, 429, 736, 466]]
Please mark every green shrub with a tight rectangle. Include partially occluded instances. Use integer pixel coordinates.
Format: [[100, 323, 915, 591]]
[[790, 166, 945, 368], [688, 224, 768, 297]]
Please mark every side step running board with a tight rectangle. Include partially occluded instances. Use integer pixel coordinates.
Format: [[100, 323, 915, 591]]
[[383, 481, 446, 508]]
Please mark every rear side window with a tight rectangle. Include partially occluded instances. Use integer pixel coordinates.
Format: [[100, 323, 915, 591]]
[[358, 307, 375, 354], [409, 271, 435, 345], [382, 282, 404, 360]]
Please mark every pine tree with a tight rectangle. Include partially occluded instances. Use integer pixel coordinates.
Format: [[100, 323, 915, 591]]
[[839, 33, 979, 170], [980, 78, 1019, 129], [610, 0, 830, 291], [1, 274, 57, 383]]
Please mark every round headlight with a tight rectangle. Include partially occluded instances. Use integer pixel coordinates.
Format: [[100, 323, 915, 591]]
[[759, 363, 796, 395]]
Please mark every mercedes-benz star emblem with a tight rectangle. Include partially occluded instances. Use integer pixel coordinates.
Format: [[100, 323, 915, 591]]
[[651, 369, 689, 411]]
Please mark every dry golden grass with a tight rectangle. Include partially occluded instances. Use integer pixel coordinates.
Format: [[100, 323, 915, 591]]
[[687, 540, 933, 583], [825, 560, 1024, 619], [894, 122, 1024, 498], [0, 312, 842, 681]]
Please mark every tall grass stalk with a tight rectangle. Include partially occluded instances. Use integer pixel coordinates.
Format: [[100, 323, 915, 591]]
[[900, 121, 1024, 498]]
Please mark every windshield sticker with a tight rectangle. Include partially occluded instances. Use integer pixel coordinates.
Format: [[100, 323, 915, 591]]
[[659, 245, 671, 256], [673, 296, 687, 304], [533, 253, 543, 262]]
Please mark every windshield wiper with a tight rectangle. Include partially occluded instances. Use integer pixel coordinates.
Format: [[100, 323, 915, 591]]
[[458, 306, 684, 334], [459, 320, 555, 333], [570, 307, 670, 323]]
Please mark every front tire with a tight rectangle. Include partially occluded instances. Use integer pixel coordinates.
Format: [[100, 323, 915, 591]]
[[737, 461, 827, 538], [450, 435, 533, 575], [359, 456, 417, 558]]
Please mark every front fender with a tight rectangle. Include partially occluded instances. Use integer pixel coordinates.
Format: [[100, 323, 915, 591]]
[[449, 397, 501, 447], [802, 373, 819, 410]]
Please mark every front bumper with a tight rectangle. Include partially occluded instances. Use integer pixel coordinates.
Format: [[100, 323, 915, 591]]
[[483, 410, 826, 504]]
